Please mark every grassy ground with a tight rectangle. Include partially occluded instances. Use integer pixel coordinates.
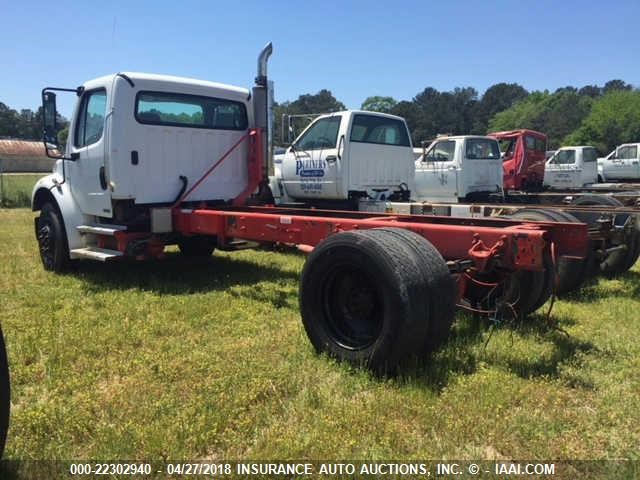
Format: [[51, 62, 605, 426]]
[[0, 174, 42, 208], [0, 209, 639, 471]]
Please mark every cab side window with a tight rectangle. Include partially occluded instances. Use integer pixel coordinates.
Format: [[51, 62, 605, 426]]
[[74, 89, 107, 147], [583, 148, 597, 162], [617, 146, 638, 159]]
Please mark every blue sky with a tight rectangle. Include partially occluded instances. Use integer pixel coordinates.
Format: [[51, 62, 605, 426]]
[[1, 0, 639, 117]]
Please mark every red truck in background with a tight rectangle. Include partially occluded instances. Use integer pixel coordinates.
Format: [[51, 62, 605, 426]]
[[489, 129, 547, 191]]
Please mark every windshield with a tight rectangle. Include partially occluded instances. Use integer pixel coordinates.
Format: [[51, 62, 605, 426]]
[[465, 138, 500, 160], [499, 139, 516, 161]]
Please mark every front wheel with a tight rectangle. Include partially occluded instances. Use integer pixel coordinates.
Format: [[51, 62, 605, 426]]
[[0, 325, 10, 459], [36, 203, 70, 272]]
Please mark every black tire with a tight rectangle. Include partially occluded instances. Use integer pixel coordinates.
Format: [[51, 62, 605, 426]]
[[509, 209, 586, 295], [0, 326, 9, 459], [299, 228, 455, 372], [619, 214, 640, 272], [177, 235, 216, 257], [571, 195, 630, 276], [375, 228, 457, 352], [36, 202, 70, 272]]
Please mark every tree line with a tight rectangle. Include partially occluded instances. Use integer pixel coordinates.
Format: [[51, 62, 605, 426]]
[[2, 78, 638, 155], [0, 103, 69, 144], [274, 79, 639, 154]]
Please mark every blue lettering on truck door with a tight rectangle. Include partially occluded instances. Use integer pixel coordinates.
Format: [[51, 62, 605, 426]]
[[296, 159, 326, 177], [296, 159, 326, 192]]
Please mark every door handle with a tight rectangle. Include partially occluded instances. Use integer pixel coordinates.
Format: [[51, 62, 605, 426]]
[[326, 155, 337, 163], [99, 166, 107, 190]]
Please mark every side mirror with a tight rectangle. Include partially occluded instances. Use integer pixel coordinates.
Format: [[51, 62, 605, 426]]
[[42, 91, 64, 159], [43, 92, 58, 146]]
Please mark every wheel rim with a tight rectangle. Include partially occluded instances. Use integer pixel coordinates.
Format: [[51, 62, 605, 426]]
[[321, 264, 383, 350], [37, 220, 55, 269]]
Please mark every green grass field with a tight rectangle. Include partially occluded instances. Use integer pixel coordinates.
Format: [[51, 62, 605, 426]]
[[0, 174, 42, 208], [1, 208, 639, 474]]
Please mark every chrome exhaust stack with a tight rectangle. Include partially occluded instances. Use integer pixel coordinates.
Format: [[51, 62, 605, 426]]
[[253, 42, 274, 194]]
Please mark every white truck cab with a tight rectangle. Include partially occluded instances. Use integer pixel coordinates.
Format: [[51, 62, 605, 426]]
[[33, 65, 270, 260], [597, 143, 640, 182], [543, 146, 598, 189], [272, 110, 415, 205], [414, 135, 503, 202]]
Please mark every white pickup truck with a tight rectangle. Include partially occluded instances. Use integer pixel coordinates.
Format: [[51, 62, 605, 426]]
[[414, 135, 502, 202], [598, 143, 640, 182], [270, 111, 502, 206], [543, 146, 599, 189]]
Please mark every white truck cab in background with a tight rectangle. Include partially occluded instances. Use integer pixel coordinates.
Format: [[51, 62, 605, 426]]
[[271, 111, 414, 206], [598, 143, 640, 182], [414, 135, 503, 202], [543, 146, 598, 189]]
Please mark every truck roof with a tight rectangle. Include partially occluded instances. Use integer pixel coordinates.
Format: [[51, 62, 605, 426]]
[[82, 72, 251, 101], [317, 110, 407, 122], [488, 129, 547, 140], [556, 145, 595, 150], [430, 135, 496, 141]]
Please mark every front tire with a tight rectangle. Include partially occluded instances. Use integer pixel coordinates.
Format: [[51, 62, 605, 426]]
[[0, 325, 10, 459], [36, 203, 70, 272]]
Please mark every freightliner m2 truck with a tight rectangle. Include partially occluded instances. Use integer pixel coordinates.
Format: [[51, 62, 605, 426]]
[[32, 44, 590, 375]]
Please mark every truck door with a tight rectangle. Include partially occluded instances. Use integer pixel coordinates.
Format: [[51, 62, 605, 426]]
[[345, 113, 414, 197], [414, 139, 458, 201], [608, 145, 638, 180], [280, 114, 342, 199], [580, 147, 598, 185], [544, 149, 580, 189], [67, 88, 113, 217], [458, 138, 502, 198]]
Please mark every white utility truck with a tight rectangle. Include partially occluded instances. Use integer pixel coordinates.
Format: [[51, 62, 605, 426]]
[[271, 110, 415, 208], [413, 135, 502, 202], [543, 146, 598, 189], [598, 143, 640, 182]]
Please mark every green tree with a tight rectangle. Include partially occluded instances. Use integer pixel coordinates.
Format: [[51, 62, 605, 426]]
[[472, 82, 528, 133], [488, 90, 593, 148], [390, 101, 422, 145], [565, 90, 640, 153], [360, 96, 398, 113], [602, 79, 632, 94]]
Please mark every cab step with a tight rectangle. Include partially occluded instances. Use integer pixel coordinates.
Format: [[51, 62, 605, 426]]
[[77, 224, 127, 236], [70, 247, 124, 261]]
